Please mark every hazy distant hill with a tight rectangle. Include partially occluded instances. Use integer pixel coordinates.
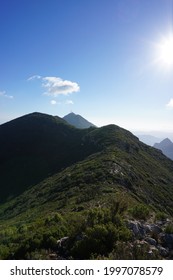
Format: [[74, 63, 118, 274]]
[[154, 138, 173, 160], [0, 112, 173, 260], [63, 112, 96, 129], [137, 134, 162, 146]]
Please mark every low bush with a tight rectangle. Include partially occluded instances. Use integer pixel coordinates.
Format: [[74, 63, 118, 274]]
[[165, 223, 173, 234], [129, 204, 150, 220]]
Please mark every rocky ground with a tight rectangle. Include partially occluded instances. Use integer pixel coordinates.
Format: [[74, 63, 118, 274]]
[[47, 217, 173, 260], [126, 219, 173, 259]]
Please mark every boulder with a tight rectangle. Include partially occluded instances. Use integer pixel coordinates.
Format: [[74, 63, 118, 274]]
[[160, 233, 173, 249], [127, 221, 145, 237], [157, 245, 169, 257], [147, 245, 158, 255], [145, 237, 157, 246], [146, 224, 162, 235]]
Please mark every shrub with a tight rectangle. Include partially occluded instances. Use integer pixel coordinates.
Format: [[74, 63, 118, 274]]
[[109, 196, 128, 218], [129, 204, 150, 220], [118, 226, 132, 241], [86, 208, 111, 227], [0, 245, 10, 260], [71, 223, 118, 259], [165, 223, 173, 234], [155, 211, 167, 221]]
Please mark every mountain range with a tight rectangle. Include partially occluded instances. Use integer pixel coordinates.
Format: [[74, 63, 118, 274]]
[[63, 114, 173, 161], [0, 112, 173, 260]]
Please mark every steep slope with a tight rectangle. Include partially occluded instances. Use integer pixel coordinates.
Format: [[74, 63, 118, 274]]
[[154, 138, 173, 160], [0, 112, 98, 202], [63, 112, 96, 129]]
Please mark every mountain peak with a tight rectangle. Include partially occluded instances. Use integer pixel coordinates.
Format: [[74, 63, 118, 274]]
[[155, 138, 173, 147], [161, 138, 173, 145], [154, 138, 173, 160], [63, 112, 96, 129]]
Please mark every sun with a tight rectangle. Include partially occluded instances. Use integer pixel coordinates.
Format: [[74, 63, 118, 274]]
[[159, 36, 173, 65], [156, 35, 173, 67]]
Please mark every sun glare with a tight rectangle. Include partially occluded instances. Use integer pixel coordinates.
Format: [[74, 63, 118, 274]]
[[156, 35, 173, 67], [160, 37, 173, 64]]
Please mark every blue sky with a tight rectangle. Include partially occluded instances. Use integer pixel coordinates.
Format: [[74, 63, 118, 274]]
[[0, 0, 173, 137]]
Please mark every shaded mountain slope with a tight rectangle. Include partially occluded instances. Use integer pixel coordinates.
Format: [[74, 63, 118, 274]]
[[63, 112, 96, 129], [1, 122, 173, 221], [0, 112, 173, 207], [0, 112, 99, 202], [0, 122, 173, 260]]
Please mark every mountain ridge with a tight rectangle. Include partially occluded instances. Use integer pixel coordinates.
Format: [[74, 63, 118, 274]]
[[0, 112, 98, 202], [0, 112, 173, 260], [1, 112, 172, 204]]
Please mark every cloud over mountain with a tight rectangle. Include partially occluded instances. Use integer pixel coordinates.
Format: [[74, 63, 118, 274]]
[[28, 75, 80, 96], [43, 76, 80, 96]]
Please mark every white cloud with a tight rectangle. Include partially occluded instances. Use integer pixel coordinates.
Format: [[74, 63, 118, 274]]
[[42, 76, 80, 96], [65, 100, 74, 105], [50, 100, 57, 105], [28, 75, 79, 101], [166, 98, 173, 108], [0, 90, 13, 99], [27, 75, 42, 81], [0, 91, 6, 96], [50, 99, 74, 105]]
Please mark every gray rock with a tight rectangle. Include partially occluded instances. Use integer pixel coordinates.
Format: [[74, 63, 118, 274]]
[[145, 237, 157, 246], [157, 245, 169, 257], [160, 233, 173, 249], [143, 224, 152, 234], [147, 245, 158, 255], [149, 224, 162, 235], [127, 221, 145, 237]]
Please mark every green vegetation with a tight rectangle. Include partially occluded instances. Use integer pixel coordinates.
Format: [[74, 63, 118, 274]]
[[155, 211, 167, 221], [0, 112, 173, 259], [129, 204, 150, 220], [165, 223, 173, 234]]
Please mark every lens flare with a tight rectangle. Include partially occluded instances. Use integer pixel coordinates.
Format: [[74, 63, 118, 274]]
[[154, 34, 173, 69], [159, 36, 173, 65]]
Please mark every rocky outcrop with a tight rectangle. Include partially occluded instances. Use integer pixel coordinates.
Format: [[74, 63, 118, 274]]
[[126, 219, 173, 259]]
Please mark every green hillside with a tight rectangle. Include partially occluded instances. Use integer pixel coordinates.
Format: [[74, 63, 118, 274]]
[[0, 112, 98, 202], [0, 113, 173, 260]]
